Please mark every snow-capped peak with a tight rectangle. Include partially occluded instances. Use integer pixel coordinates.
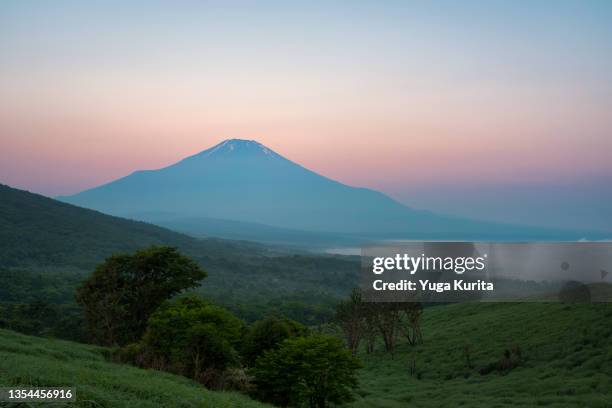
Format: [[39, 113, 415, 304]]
[[201, 139, 280, 159]]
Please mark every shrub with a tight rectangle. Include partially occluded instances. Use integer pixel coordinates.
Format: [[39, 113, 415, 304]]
[[219, 367, 254, 393], [138, 296, 243, 387], [252, 335, 361, 407], [241, 315, 307, 365]]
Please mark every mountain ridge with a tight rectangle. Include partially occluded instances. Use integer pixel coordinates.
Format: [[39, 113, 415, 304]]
[[58, 139, 600, 242]]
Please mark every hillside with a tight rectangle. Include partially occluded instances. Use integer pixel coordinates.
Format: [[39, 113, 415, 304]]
[[0, 328, 268, 407], [0, 184, 360, 325], [0, 183, 270, 270], [2, 303, 610, 407], [59, 139, 593, 242], [350, 302, 612, 407]]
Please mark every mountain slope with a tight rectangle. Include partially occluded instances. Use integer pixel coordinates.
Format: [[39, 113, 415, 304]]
[[0, 183, 268, 270], [139, 214, 362, 248], [0, 184, 359, 322], [59, 139, 591, 240]]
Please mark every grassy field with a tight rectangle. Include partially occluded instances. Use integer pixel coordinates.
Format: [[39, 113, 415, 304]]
[[350, 303, 612, 407], [2, 303, 611, 407], [0, 328, 268, 407]]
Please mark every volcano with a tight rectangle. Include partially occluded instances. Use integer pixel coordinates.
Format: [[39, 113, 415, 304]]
[[59, 139, 587, 242]]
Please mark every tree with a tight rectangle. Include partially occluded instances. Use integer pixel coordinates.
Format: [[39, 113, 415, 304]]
[[361, 302, 379, 354], [139, 296, 243, 386], [400, 302, 423, 346], [241, 315, 307, 365], [76, 246, 206, 346], [335, 288, 364, 356], [372, 302, 402, 354], [369, 302, 422, 354], [252, 335, 361, 408]]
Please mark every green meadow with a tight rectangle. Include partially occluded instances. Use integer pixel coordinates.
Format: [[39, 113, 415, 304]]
[[350, 302, 612, 407], [2, 302, 611, 407], [0, 328, 268, 407]]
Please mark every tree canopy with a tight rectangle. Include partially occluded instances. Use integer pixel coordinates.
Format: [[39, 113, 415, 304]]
[[253, 335, 361, 408], [76, 246, 206, 346], [241, 315, 307, 365], [140, 296, 243, 384]]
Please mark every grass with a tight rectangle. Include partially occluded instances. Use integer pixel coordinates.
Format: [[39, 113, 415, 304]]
[[0, 329, 269, 407], [349, 303, 612, 407], [2, 303, 611, 407]]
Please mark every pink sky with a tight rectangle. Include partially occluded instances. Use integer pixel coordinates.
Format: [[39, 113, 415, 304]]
[[1, 78, 610, 197], [1, 1, 611, 200]]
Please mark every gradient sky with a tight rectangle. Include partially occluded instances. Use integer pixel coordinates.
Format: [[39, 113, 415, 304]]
[[1, 1, 611, 230]]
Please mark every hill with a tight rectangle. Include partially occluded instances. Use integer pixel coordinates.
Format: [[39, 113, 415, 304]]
[[0, 183, 271, 270], [350, 302, 612, 407], [0, 328, 268, 407], [2, 303, 610, 407], [58, 139, 594, 242], [0, 184, 360, 325]]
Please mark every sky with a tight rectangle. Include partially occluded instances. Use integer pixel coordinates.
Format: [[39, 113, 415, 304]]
[[1, 1, 611, 231]]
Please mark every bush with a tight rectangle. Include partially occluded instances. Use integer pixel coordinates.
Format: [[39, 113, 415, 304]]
[[479, 346, 523, 375], [114, 342, 144, 365], [138, 296, 243, 387], [241, 315, 307, 365], [252, 335, 361, 407], [219, 367, 254, 393]]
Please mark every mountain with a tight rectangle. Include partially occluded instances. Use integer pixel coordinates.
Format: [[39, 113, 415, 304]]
[[142, 214, 363, 248], [59, 139, 596, 242], [0, 183, 269, 270]]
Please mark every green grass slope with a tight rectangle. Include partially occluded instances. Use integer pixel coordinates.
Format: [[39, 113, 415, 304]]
[[0, 328, 268, 407], [2, 301, 611, 407], [351, 303, 612, 408]]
